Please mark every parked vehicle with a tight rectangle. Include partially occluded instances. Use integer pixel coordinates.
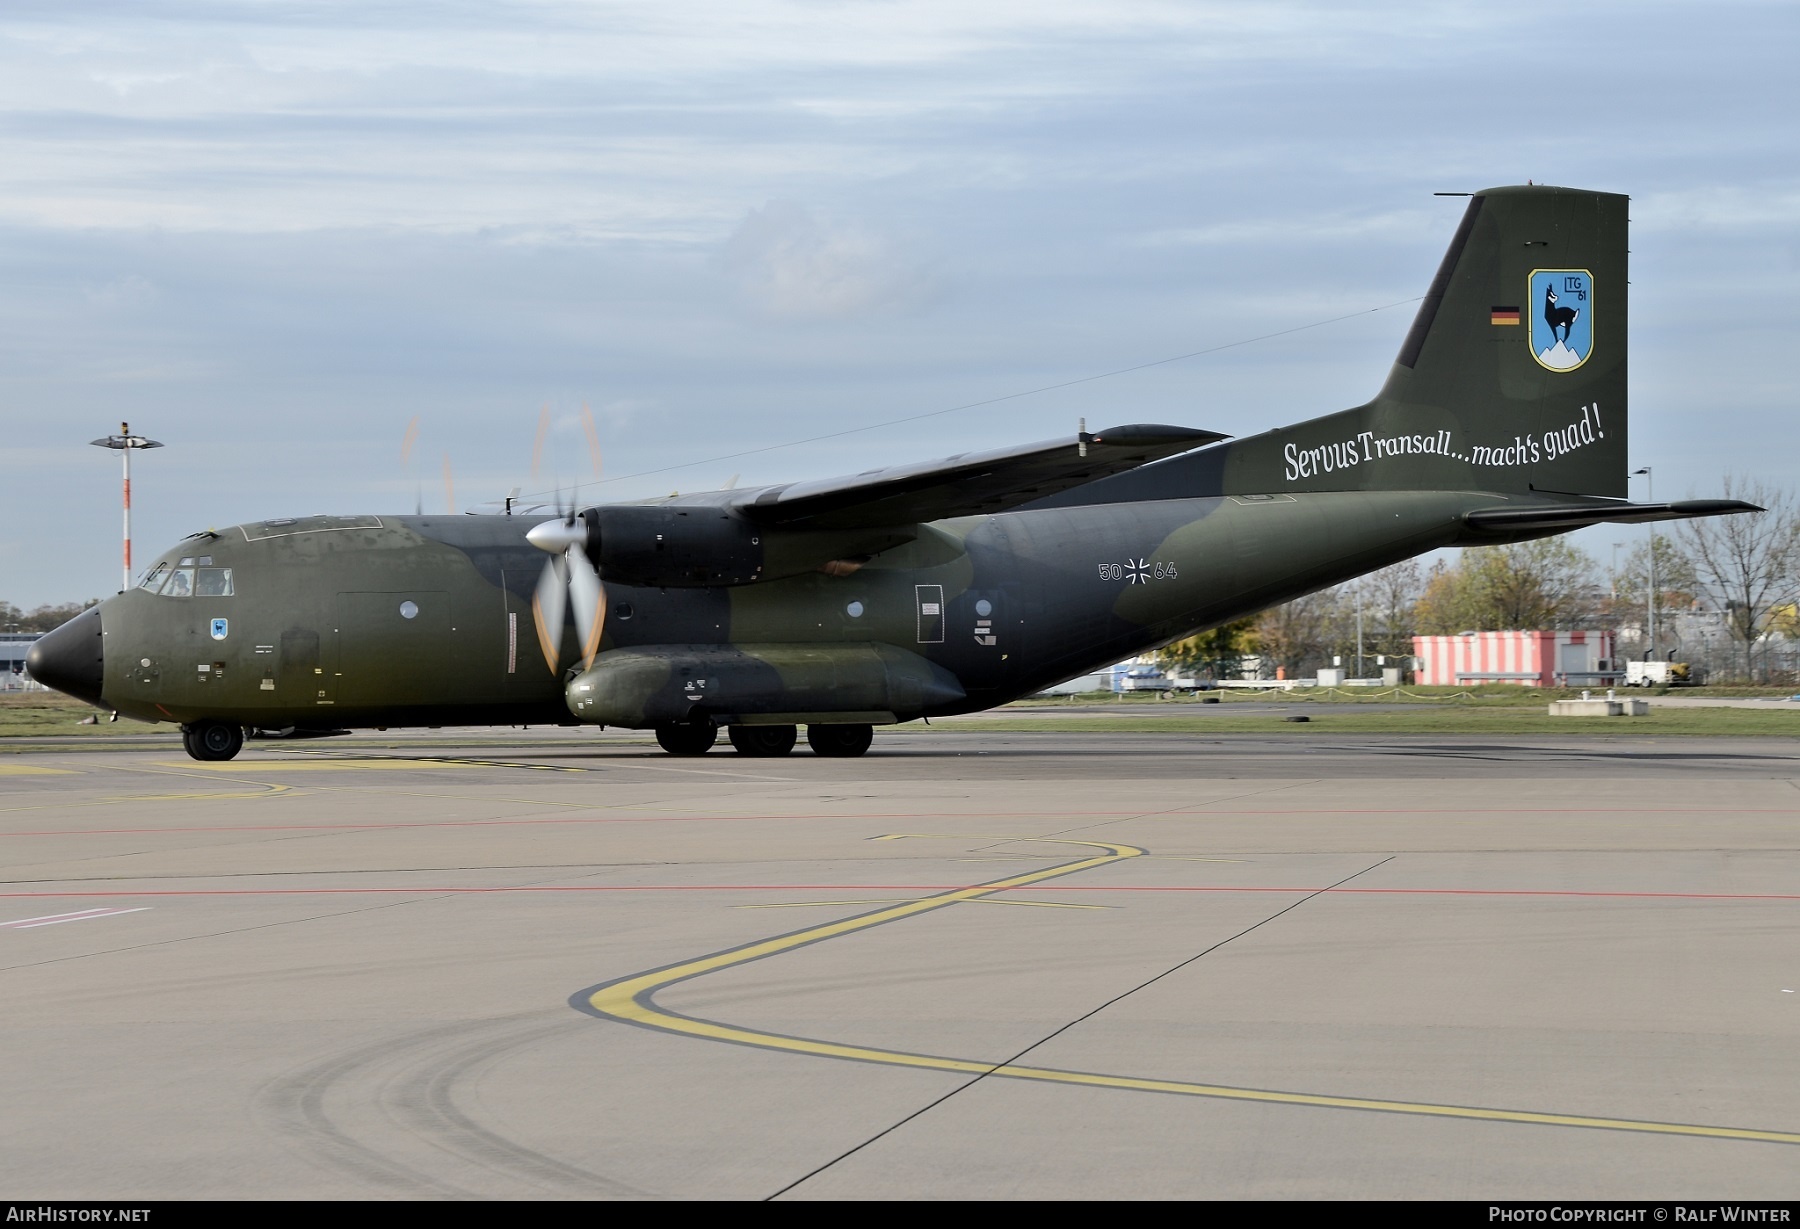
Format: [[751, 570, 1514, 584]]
[[1626, 659, 1693, 687]]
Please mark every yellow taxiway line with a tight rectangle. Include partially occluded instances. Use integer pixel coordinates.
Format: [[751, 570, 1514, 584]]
[[579, 835, 1800, 1147], [153, 758, 479, 772]]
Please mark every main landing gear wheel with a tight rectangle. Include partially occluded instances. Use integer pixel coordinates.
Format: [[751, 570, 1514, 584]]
[[654, 721, 718, 756], [806, 723, 873, 758], [728, 724, 797, 757], [182, 719, 245, 762]]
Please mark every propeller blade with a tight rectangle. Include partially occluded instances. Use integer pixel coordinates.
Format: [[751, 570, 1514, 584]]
[[566, 545, 605, 669], [531, 555, 568, 675], [581, 402, 603, 479], [400, 415, 420, 464], [532, 404, 550, 483], [442, 452, 457, 514]]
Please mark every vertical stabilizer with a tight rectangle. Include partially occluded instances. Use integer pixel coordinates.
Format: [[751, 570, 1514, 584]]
[[1203, 186, 1630, 499]]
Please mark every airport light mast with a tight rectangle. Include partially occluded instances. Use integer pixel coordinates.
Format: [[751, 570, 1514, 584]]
[[90, 422, 163, 593], [1631, 466, 1655, 657]]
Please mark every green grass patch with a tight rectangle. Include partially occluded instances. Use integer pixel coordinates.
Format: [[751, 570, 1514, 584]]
[[943, 705, 1800, 736], [0, 691, 120, 738], [1015, 684, 1800, 707]]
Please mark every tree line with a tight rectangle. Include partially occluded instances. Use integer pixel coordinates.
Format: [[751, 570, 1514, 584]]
[[1, 599, 101, 634], [1161, 476, 1800, 684]]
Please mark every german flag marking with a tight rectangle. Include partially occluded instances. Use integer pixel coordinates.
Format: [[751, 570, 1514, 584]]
[[1491, 306, 1522, 325]]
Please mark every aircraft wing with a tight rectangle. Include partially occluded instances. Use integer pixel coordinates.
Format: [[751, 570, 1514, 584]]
[[1463, 499, 1762, 534], [732, 424, 1224, 530]]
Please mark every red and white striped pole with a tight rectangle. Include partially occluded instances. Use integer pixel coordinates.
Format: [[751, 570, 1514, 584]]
[[90, 422, 162, 592]]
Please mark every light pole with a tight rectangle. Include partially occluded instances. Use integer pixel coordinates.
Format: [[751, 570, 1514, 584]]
[[1631, 466, 1654, 658], [90, 422, 163, 593]]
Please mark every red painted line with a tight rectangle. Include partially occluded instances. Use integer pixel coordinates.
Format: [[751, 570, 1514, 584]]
[[6, 805, 1797, 840], [0, 816, 754, 838], [0, 885, 1795, 902]]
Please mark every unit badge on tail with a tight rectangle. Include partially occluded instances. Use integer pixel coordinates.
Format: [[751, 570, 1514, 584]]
[[1529, 269, 1593, 371]]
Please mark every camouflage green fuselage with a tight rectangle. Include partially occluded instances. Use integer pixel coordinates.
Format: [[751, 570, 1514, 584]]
[[97, 489, 1482, 731], [67, 185, 1741, 735]]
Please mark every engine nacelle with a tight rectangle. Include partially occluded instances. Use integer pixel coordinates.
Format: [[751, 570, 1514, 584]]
[[575, 506, 918, 588], [586, 506, 762, 587]]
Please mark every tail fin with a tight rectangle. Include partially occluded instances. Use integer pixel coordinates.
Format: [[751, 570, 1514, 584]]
[[1222, 184, 1629, 499]]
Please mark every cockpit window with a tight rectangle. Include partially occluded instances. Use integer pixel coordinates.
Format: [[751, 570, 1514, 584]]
[[195, 568, 234, 597], [156, 567, 233, 597], [138, 563, 169, 591]]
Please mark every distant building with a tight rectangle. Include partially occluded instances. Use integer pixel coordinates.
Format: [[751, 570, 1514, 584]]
[[1, 632, 44, 690], [1413, 631, 1616, 688]]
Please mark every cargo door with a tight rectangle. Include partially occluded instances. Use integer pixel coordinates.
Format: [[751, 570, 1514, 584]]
[[336, 591, 450, 707], [276, 628, 335, 708]]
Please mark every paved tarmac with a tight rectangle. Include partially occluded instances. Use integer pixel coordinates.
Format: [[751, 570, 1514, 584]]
[[3, 726, 1799, 1200]]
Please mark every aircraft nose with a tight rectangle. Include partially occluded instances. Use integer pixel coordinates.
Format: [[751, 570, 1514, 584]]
[[25, 606, 105, 706]]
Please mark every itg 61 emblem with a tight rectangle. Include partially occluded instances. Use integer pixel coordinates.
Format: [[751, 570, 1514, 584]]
[[209, 618, 229, 641], [1530, 269, 1593, 372]]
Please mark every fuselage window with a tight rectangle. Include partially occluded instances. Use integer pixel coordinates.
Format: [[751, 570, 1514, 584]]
[[196, 568, 234, 597], [138, 563, 169, 591]]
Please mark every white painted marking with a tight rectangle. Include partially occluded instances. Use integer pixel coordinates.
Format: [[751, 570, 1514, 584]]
[[3, 907, 150, 929]]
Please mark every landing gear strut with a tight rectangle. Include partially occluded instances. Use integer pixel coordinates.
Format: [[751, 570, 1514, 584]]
[[728, 724, 797, 757], [806, 723, 874, 757], [654, 721, 718, 756], [182, 719, 245, 762]]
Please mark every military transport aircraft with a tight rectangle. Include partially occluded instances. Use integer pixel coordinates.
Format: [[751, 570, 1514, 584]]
[[28, 184, 1757, 760]]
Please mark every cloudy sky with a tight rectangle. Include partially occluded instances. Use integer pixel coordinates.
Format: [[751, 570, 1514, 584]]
[[3, 1, 1796, 605]]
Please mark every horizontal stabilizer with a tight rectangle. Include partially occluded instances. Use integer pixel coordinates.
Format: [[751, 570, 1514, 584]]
[[735, 424, 1224, 529], [1463, 499, 1761, 535]]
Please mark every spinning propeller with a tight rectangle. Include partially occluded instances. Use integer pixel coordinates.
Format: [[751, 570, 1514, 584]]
[[525, 403, 609, 675], [526, 508, 605, 676]]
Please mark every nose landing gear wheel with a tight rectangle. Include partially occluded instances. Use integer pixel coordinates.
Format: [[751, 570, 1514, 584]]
[[182, 719, 245, 762], [806, 723, 874, 757], [654, 721, 718, 756], [728, 724, 797, 757]]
